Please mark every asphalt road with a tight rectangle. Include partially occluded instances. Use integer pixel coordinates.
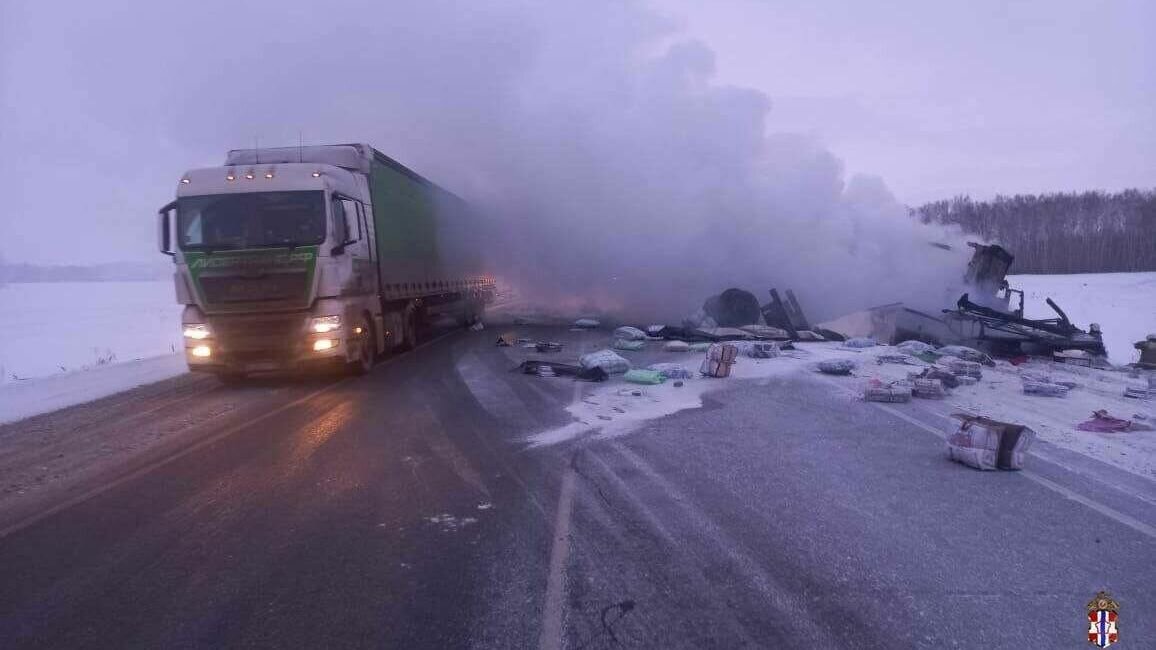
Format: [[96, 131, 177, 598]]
[[1, 326, 1154, 649]]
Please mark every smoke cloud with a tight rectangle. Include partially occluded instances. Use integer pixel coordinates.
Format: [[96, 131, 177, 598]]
[[1, 0, 973, 321]]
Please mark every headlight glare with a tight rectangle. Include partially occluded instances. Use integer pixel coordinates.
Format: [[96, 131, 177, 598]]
[[310, 315, 342, 333], [183, 323, 211, 340]]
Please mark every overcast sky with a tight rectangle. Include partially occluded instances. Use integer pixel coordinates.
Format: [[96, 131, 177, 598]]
[[0, 0, 1151, 266], [657, 0, 1154, 202]]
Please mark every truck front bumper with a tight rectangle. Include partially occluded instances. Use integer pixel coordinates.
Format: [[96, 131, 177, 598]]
[[185, 312, 349, 374]]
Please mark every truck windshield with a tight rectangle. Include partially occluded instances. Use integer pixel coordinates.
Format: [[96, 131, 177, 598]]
[[177, 191, 326, 250]]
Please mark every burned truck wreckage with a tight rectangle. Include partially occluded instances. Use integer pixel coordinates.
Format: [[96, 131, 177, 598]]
[[612, 241, 1104, 360], [819, 243, 1107, 357]]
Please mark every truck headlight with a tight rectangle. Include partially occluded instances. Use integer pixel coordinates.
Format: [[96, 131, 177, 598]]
[[183, 323, 211, 340], [313, 339, 337, 352], [310, 315, 342, 333], [190, 345, 212, 358]]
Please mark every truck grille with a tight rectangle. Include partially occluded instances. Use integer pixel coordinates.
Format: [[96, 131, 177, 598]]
[[200, 272, 309, 304], [209, 314, 305, 354]]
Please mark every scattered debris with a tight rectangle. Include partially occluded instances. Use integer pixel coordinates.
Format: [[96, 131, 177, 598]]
[[612, 339, 645, 352], [688, 342, 712, 352], [535, 341, 563, 353], [794, 330, 827, 342], [876, 354, 918, 366], [703, 288, 762, 327], [1077, 410, 1152, 433], [863, 379, 912, 403], [1053, 348, 1092, 367], [946, 413, 1036, 470], [613, 326, 647, 341], [1124, 385, 1154, 400], [739, 324, 789, 340], [913, 351, 942, 364], [624, 369, 666, 385], [580, 349, 632, 375], [896, 340, 935, 356], [936, 345, 994, 366], [912, 378, 947, 399], [941, 358, 983, 379], [574, 318, 601, 329], [517, 360, 608, 381], [745, 342, 781, 359], [700, 343, 739, 378], [496, 334, 515, 347], [818, 359, 856, 376], [762, 288, 812, 338], [843, 337, 877, 349], [673, 380, 684, 387], [1134, 334, 1156, 369], [664, 340, 690, 352], [469, 321, 485, 332], [647, 363, 693, 380], [911, 367, 960, 389], [1022, 377, 1069, 397], [955, 375, 979, 386]]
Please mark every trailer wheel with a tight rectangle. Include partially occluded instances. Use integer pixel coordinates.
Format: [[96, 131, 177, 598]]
[[348, 318, 376, 375]]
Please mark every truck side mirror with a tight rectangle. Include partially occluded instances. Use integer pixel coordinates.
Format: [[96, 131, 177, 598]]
[[158, 201, 177, 256], [330, 197, 361, 255]]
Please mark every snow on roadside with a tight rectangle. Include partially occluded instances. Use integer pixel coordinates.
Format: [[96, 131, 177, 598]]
[[527, 346, 829, 447], [526, 340, 1156, 482], [812, 344, 1156, 481], [0, 354, 187, 425]]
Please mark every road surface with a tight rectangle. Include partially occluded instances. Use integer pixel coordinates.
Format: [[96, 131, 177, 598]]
[[1, 326, 1153, 649]]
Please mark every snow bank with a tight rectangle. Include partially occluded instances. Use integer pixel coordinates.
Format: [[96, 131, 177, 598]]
[[0, 354, 187, 424], [0, 281, 182, 381], [1008, 272, 1156, 365]]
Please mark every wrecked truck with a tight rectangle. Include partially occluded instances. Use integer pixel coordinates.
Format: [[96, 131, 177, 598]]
[[818, 242, 1106, 357]]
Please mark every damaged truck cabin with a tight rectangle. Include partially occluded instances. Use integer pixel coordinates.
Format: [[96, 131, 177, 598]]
[[819, 242, 1106, 357], [158, 143, 494, 380]]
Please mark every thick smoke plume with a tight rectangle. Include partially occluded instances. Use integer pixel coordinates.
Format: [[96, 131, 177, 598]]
[[3, 0, 972, 321]]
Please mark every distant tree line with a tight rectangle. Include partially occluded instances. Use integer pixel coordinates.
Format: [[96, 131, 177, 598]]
[[910, 189, 1156, 274], [0, 261, 170, 283]]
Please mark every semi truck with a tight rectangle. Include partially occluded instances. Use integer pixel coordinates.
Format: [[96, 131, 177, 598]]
[[158, 143, 494, 381]]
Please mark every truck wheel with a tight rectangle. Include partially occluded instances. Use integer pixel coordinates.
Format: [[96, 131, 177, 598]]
[[348, 319, 376, 375]]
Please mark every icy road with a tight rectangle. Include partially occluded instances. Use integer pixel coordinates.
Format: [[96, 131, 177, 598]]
[[1, 326, 1154, 649]]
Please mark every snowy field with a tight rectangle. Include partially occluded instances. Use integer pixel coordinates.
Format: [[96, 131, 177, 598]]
[[0, 280, 182, 382], [1009, 272, 1155, 364]]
